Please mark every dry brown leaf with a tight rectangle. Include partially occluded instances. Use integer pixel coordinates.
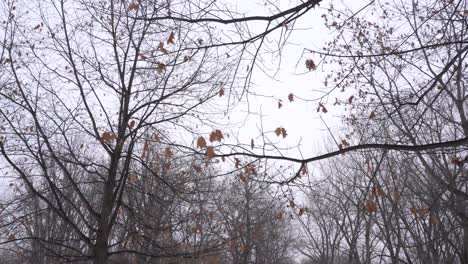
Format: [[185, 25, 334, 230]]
[[197, 136, 207, 149], [158, 42, 168, 54], [288, 93, 294, 102], [167, 31, 175, 44], [298, 208, 305, 216], [234, 158, 241, 168], [289, 201, 296, 208], [209, 129, 223, 142], [165, 147, 173, 159], [129, 120, 135, 129], [219, 88, 225, 97], [278, 99, 283, 109], [192, 164, 202, 173], [157, 63, 166, 74], [281, 127, 287, 138], [365, 202, 378, 213], [251, 139, 254, 149], [274, 127, 282, 137], [99, 132, 116, 143], [276, 212, 283, 220], [239, 173, 248, 183], [205, 146, 215, 159], [305, 59, 317, 71], [128, 3, 140, 11], [163, 163, 171, 172], [301, 164, 308, 175]]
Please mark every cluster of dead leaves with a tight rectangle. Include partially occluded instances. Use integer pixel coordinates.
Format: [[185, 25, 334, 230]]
[[277, 94, 294, 109], [274, 127, 287, 138]]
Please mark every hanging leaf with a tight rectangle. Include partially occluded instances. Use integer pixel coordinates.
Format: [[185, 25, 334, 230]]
[[250, 139, 254, 149], [157, 63, 166, 74], [129, 120, 135, 129], [165, 147, 173, 159], [219, 88, 225, 97], [128, 3, 140, 10], [192, 164, 202, 173], [234, 158, 241, 168], [289, 201, 296, 208], [369, 111, 376, 119], [167, 31, 175, 44], [239, 173, 248, 183], [158, 42, 168, 54], [209, 129, 223, 142], [278, 99, 283, 109], [305, 59, 317, 71], [99, 132, 116, 143], [197, 136, 207, 149], [205, 146, 215, 159], [365, 202, 378, 213], [317, 102, 328, 113], [464, 10, 468, 15], [298, 208, 305, 216], [341, 139, 350, 147], [301, 163, 308, 175], [163, 163, 171, 172], [281, 127, 287, 138], [275, 127, 282, 137], [288, 93, 294, 102], [141, 140, 149, 159], [276, 212, 283, 220], [348, 95, 354, 104]]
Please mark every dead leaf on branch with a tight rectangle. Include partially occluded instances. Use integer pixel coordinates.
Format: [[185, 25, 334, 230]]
[[298, 208, 305, 216], [365, 201, 378, 213], [165, 147, 173, 159], [167, 31, 175, 44], [305, 59, 317, 71], [99, 132, 116, 143], [192, 164, 202, 173], [158, 42, 168, 54], [209, 129, 223, 142], [234, 158, 241, 168], [239, 173, 248, 183], [128, 2, 140, 11], [251, 139, 254, 149], [218, 88, 225, 97], [197, 136, 207, 149], [205, 146, 215, 159], [274, 127, 287, 138], [157, 63, 166, 74], [317, 102, 328, 113], [278, 99, 283, 109], [288, 93, 294, 102], [276, 212, 283, 220]]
